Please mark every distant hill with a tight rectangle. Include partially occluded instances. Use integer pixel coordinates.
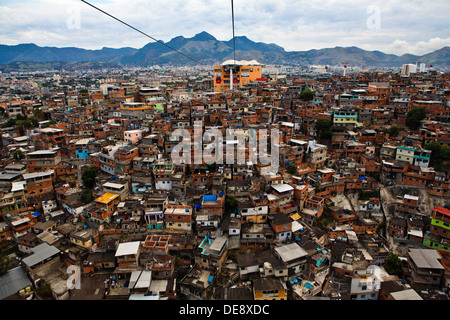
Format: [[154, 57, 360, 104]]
[[0, 43, 137, 65], [0, 32, 449, 69], [0, 61, 119, 73]]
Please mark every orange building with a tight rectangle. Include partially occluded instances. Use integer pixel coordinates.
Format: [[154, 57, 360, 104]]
[[213, 60, 262, 92], [91, 192, 120, 223], [22, 171, 55, 210], [26, 149, 61, 173]]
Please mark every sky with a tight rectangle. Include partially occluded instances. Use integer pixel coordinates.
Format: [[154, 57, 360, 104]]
[[0, 0, 449, 56]]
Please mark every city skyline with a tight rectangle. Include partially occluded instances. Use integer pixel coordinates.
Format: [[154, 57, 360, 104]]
[[0, 0, 449, 56]]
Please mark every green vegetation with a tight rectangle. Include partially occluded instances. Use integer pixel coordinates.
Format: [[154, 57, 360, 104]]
[[81, 189, 94, 204], [225, 196, 238, 213], [2, 114, 39, 133], [13, 149, 25, 160], [41, 120, 57, 128], [36, 282, 53, 299], [405, 107, 426, 130], [81, 166, 97, 190], [315, 206, 332, 230], [384, 125, 401, 137], [299, 89, 315, 101], [383, 253, 403, 275], [315, 119, 333, 139], [424, 141, 450, 174], [0, 254, 11, 276], [286, 164, 297, 175]]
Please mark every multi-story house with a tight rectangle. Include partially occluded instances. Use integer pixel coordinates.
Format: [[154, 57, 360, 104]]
[[271, 184, 295, 214], [268, 213, 292, 242], [102, 181, 129, 201], [115, 241, 141, 271], [23, 170, 55, 210], [152, 158, 175, 191], [395, 145, 415, 165], [395, 194, 419, 217], [407, 249, 445, 285], [164, 205, 193, 233], [195, 236, 228, 272], [114, 146, 139, 175], [274, 243, 308, 276], [423, 206, 450, 251], [69, 228, 99, 250], [237, 196, 268, 224], [350, 268, 383, 300], [26, 149, 61, 173], [142, 195, 167, 231], [91, 192, 120, 224]]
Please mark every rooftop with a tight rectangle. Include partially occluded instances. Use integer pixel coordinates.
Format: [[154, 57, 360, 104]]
[[115, 241, 141, 257], [95, 192, 120, 204]]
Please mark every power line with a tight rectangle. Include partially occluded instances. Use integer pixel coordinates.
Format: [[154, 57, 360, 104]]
[[80, 0, 201, 64]]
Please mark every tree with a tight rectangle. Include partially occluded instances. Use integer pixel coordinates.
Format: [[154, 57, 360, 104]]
[[81, 189, 93, 204], [299, 89, 315, 101], [36, 282, 53, 299], [315, 119, 333, 139], [3, 118, 16, 128], [81, 166, 97, 189], [440, 145, 450, 161], [225, 196, 238, 213], [384, 125, 400, 137], [425, 141, 450, 174], [405, 107, 426, 130], [286, 164, 297, 175], [383, 253, 403, 275], [33, 107, 45, 119], [13, 149, 25, 160]]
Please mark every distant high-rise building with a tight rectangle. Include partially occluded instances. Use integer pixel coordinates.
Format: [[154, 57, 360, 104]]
[[401, 64, 417, 76], [419, 63, 426, 73]]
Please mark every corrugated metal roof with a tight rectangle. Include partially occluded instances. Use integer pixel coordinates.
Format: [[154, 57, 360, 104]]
[[22, 242, 61, 268], [115, 241, 140, 257], [0, 267, 32, 300], [275, 243, 308, 262], [409, 249, 445, 270], [272, 184, 294, 193]]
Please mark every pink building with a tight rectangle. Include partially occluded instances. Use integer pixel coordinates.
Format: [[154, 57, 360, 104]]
[[124, 129, 142, 144]]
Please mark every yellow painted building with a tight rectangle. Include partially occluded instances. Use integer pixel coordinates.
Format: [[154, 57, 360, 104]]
[[213, 60, 263, 92], [253, 278, 287, 300]]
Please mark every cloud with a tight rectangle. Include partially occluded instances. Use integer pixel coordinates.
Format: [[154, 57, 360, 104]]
[[383, 38, 450, 55], [0, 0, 448, 56]]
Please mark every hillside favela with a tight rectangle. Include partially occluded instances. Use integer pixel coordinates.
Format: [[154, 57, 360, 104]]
[[1, 30, 450, 304]]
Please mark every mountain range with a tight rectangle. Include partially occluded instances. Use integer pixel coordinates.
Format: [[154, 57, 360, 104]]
[[1, 31, 449, 69]]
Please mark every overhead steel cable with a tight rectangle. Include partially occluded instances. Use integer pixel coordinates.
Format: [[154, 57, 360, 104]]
[[231, 0, 236, 64], [80, 0, 201, 64]]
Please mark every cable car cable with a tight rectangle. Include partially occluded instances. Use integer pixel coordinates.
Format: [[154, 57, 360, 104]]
[[231, 0, 236, 64], [80, 0, 201, 64]]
